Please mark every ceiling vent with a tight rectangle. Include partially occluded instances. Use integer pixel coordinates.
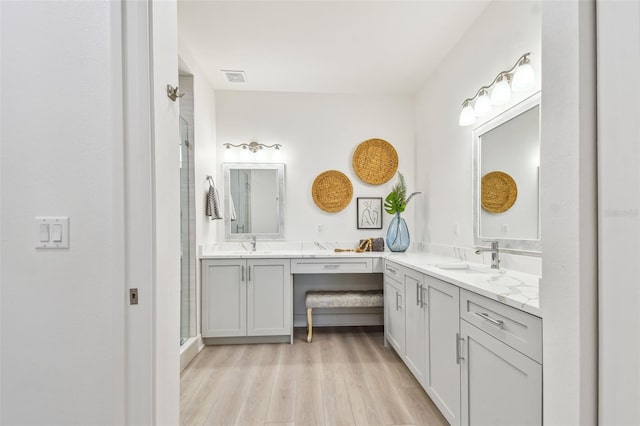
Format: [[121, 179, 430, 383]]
[[222, 70, 247, 83]]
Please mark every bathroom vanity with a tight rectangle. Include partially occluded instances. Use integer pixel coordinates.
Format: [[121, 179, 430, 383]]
[[383, 255, 541, 426], [200, 248, 541, 426]]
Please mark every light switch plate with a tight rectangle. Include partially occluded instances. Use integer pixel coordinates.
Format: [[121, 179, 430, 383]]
[[35, 216, 69, 249]]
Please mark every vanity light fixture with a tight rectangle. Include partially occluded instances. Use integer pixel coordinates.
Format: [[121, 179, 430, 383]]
[[458, 53, 535, 126], [223, 141, 282, 153]]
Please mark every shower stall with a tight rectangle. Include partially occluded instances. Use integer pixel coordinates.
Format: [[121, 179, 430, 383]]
[[179, 115, 196, 345]]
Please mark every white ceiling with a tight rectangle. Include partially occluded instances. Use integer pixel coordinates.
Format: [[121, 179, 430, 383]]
[[178, 1, 491, 95]]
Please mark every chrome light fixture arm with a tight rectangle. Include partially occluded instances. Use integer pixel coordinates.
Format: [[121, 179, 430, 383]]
[[223, 141, 282, 153], [461, 52, 531, 107]]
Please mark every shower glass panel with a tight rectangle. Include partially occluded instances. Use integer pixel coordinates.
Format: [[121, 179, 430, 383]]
[[179, 116, 196, 345]]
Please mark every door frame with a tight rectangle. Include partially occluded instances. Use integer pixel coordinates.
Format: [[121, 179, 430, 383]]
[[119, 0, 180, 423]]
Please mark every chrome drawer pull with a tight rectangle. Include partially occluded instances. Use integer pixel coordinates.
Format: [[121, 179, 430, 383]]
[[416, 284, 421, 306], [456, 333, 465, 364], [385, 266, 397, 274], [324, 264, 340, 269], [475, 311, 504, 329]]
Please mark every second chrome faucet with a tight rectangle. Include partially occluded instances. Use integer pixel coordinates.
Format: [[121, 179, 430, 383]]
[[475, 241, 500, 269]]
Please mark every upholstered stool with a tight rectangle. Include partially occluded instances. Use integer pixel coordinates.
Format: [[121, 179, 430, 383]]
[[304, 290, 384, 343]]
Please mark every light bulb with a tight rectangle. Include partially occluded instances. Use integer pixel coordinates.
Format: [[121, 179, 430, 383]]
[[512, 57, 535, 92], [474, 89, 493, 116], [459, 101, 476, 126], [491, 75, 511, 106]]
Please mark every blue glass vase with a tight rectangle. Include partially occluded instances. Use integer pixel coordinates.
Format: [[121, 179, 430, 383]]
[[386, 213, 410, 252]]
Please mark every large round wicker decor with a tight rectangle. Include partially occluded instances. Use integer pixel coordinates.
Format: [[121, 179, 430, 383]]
[[311, 170, 353, 213], [481, 171, 518, 213], [352, 138, 399, 185]]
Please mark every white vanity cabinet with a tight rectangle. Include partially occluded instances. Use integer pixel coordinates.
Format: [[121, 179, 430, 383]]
[[424, 275, 461, 426], [384, 260, 542, 426], [383, 262, 405, 355], [459, 290, 542, 426], [201, 258, 291, 338]]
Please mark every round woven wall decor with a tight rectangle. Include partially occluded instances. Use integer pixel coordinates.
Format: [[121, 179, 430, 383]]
[[481, 171, 518, 213], [311, 170, 353, 213], [352, 138, 399, 185]]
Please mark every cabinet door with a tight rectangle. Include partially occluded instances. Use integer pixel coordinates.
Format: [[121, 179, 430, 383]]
[[425, 276, 461, 426], [404, 269, 426, 384], [384, 277, 405, 354], [247, 259, 291, 336], [201, 259, 246, 337], [460, 320, 542, 426]]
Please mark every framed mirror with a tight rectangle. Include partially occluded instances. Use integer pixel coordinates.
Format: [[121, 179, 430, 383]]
[[472, 92, 541, 253], [223, 163, 285, 240]]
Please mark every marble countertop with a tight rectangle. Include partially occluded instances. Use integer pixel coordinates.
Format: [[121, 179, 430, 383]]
[[384, 252, 541, 317], [201, 243, 541, 318]]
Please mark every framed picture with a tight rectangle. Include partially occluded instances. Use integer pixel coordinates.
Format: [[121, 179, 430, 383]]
[[357, 197, 383, 229]]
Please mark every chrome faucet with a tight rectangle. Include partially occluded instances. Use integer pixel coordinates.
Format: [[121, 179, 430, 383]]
[[251, 236, 257, 252], [475, 241, 500, 269]]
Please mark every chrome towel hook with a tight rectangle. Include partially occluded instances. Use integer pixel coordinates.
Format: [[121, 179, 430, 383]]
[[166, 84, 185, 102]]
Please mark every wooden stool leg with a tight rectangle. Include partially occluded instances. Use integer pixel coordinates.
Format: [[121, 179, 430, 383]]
[[307, 308, 313, 343]]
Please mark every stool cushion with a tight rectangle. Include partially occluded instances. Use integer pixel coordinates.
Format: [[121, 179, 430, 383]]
[[305, 290, 383, 309]]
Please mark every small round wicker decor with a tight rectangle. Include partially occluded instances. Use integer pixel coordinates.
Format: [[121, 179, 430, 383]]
[[311, 170, 353, 213], [352, 138, 399, 185], [481, 171, 518, 213]]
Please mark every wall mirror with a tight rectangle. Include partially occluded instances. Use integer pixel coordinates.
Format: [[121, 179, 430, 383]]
[[223, 163, 285, 240], [472, 92, 541, 253]]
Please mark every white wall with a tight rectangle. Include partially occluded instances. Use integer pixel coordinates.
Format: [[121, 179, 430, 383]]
[[597, 2, 640, 425], [1, 1, 125, 423], [413, 1, 541, 273], [540, 1, 597, 425], [215, 91, 416, 244]]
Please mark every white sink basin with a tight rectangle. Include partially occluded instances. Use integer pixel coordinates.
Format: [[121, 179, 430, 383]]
[[434, 263, 495, 274], [221, 250, 274, 255]]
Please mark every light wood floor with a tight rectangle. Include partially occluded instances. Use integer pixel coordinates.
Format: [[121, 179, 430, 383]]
[[180, 326, 448, 426]]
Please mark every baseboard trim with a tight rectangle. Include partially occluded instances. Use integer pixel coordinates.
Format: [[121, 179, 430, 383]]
[[203, 335, 291, 346]]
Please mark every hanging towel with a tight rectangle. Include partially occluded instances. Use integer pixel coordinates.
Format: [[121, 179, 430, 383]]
[[206, 177, 223, 220]]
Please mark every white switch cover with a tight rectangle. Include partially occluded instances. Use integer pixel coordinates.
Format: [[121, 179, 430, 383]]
[[39, 224, 50, 242], [51, 224, 63, 242], [35, 216, 69, 248]]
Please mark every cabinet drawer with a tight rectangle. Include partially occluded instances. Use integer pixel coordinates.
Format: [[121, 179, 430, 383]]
[[460, 289, 542, 363], [291, 258, 373, 274], [383, 260, 403, 281]]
